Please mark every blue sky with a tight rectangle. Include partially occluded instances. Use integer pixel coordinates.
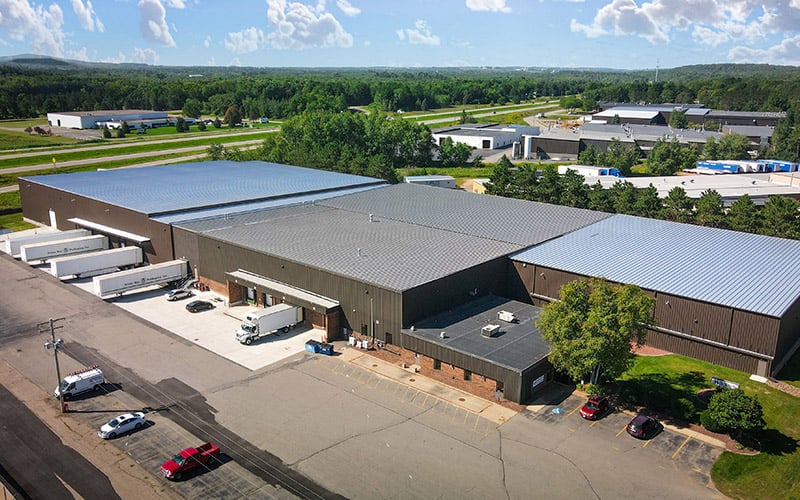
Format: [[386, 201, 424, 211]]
[[1, 0, 799, 70]]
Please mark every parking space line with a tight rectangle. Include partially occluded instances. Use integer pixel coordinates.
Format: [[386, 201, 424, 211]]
[[672, 436, 692, 459], [590, 420, 599, 427], [642, 438, 652, 448], [566, 403, 583, 417], [615, 426, 627, 437]]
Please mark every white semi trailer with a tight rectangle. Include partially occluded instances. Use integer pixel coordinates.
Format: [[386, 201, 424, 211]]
[[50, 246, 143, 279], [20, 234, 108, 263], [93, 260, 188, 297], [5, 229, 91, 256], [235, 304, 303, 344]]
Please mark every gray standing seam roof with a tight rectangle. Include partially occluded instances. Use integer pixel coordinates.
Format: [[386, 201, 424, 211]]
[[512, 214, 800, 317], [198, 203, 521, 291], [21, 161, 384, 216]]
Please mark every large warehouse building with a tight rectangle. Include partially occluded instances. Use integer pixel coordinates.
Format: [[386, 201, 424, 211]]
[[18, 161, 800, 402]]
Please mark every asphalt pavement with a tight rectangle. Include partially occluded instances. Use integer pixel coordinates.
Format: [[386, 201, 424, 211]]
[[0, 249, 725, 499]]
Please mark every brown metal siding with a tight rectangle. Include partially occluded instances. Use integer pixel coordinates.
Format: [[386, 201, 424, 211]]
[[506, 260, 533, 303], [654, 293, 733, 345], [774, 298, 800, 373], [530, 265, 587, 304], [646, 330, 761, 373], [19, 181, 172, 263], [172, 227, 200, 272], [197, 236, 403, 340], [402, 258, 508, 328], [530, 137, 580, 157], [729, 311, 779, 355]]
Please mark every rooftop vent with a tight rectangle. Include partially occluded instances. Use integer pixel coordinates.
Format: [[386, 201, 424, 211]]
[[498, 311, 516, 323], [481, 324, 500, 338]]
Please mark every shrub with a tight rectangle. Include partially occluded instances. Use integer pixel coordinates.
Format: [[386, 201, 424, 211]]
[[700, 409, 723, 433], [673, 397, 697, 421]]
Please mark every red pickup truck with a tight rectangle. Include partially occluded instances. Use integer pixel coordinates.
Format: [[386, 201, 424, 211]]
[[160, 442, 220, 480]]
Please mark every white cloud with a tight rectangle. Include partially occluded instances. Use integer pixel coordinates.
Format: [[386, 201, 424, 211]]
[[138, 0, 176, 47], [465, 0, 511, 13], [0, 0, 66, 57], [203, 35, 211, 48], [100, 51, 128, 64], [729, 34, 800, 65], [164, 0, 185, 7], [228, 57, 241, 66], [266, 0, 354, 49], [67, 45, 89, 61], [397, 19, 440, 46], [336, 0, 360, 16], [574, 0, 800, 50], [132, 47, 158, 64], [225, 27, 265, 54], [71, 0, 104, 32]]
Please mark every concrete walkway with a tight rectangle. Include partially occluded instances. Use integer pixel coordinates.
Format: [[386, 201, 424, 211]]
[[341, 348, 518, 425]]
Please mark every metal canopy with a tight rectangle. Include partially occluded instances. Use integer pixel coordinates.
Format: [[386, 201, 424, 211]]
[[226, 269, 340, 313], [67, 217, 150, 243]]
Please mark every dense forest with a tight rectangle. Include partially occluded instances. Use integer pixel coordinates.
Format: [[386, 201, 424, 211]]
[[1, 58, 799, 120]]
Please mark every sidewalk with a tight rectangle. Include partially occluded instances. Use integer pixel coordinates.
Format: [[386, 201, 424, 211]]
[[341, 347, 518, 425]]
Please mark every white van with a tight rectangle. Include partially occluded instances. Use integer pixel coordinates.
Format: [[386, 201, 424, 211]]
[[54, 367, 105, 400]]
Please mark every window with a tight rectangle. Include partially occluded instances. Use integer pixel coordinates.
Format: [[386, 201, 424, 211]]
[[433, 359, 441, 370], [464, 370, 472, 381]]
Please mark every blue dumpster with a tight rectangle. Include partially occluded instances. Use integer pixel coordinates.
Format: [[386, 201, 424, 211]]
[[318, 343, 334, 356], [304, 340, 321, 353]]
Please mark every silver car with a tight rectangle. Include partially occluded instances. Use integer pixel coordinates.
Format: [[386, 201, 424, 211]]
[[165, 289, 193, 301], [98, 412, 147, 439]]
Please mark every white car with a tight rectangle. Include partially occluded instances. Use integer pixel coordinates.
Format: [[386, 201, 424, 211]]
[[98, 412, 147, 439], [165, 288, 193, 301]]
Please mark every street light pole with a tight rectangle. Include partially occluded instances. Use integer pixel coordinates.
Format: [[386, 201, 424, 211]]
[[40, 318, 65, 413]]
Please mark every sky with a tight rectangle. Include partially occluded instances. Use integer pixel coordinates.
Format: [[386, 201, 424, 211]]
[[0, 0, 799, 70]]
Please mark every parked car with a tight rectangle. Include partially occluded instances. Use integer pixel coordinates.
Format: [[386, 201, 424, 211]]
[[160, 442, 220, 480], [186, 300, 214, 313], [98, 412, 146, 439], [626, 415, 661, 439], [166, 288, 193, 301], [579, 395, 610, 420]]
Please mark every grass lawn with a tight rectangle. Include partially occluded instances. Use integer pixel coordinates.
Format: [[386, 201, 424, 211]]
[[619, 354, 800, 499], [0, 128, 79, 150]]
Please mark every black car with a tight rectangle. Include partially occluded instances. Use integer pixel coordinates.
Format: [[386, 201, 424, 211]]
[[626, 415, 661, 439], [185, 300, 214, 313]]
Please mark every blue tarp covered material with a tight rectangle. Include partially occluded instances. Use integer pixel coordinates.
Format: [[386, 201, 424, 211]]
[[305, 340, 321, 353]]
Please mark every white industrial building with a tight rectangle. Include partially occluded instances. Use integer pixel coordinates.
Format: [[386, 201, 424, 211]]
[[432, 124, 538, 150], [47, 110, 169, 129]]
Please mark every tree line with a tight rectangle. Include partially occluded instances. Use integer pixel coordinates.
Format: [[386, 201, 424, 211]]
[[486, 156, 800, 240]]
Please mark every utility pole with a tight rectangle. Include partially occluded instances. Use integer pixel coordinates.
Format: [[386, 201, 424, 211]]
[[40, 318, 65, 413]]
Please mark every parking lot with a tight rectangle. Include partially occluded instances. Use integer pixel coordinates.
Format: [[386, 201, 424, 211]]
[[0, 252, 725, 499]]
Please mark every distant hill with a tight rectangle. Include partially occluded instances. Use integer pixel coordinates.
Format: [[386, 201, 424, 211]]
[[1, 53, 797, 80]]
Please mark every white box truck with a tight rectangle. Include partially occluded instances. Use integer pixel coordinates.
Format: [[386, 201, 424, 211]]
[[5, 229, 90, 256], [93, 260, 188, 297], [20, 234, 108, 263], [235, 304, 303, 344], [54, 367, 105, 400], [50, 246, 143, 279]]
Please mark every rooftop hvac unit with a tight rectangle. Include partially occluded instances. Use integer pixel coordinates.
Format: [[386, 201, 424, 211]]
[[481, 324, 500, 338], [497, 310, 516, 323]]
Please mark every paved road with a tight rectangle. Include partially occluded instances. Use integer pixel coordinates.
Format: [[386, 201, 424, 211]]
[[0, 383, 121, 499], [0, 252, 724, 499]]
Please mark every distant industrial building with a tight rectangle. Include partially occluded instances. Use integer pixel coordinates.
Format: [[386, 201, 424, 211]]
[[403, 175, 457, 189], [17, 161, 800, 401], [432, 123, 538, 150], [47, 110, 169, 129]]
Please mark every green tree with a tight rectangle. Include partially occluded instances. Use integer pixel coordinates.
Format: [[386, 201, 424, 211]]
[[213, 118, 222, 129], [115, 126, 126, 138], [703, 136, 720, 160], [578, 145, 600, 166], [587, 182, 614, 213], [207, 143, 225, 160], [560, 169, 589, 208], [533, 166, 563, 205], [669, 110, 688, 129], [727, 194, 760, 234], [183, 98, 202, 119], [102, 126, 111, 139], [661, 186, 694, 223], [437, 137, 472, 167], [717, 133, 752, 160], [120, 121, 130, 134], [633, 184, 662, 218], [175, 116, 188, 133], [610, 180, 637, 215], [486, 155, 515, 197], [760, 195, 800, 239], [537, 278, 655, 384], [706, 389, 765, 440], [601, 139, 640, 177], [224, 105, 242, 127], [647, 138, 684, 176], [695, 189, 726, 228]]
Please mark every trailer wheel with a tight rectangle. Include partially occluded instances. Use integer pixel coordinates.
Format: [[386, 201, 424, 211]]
[[282, 326, 290, 333], [93, 384, 100, 392], [244, 337, 252, 345]]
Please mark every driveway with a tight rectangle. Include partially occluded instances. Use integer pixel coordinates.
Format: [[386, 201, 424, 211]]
[[0, 251, 724, 499]]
